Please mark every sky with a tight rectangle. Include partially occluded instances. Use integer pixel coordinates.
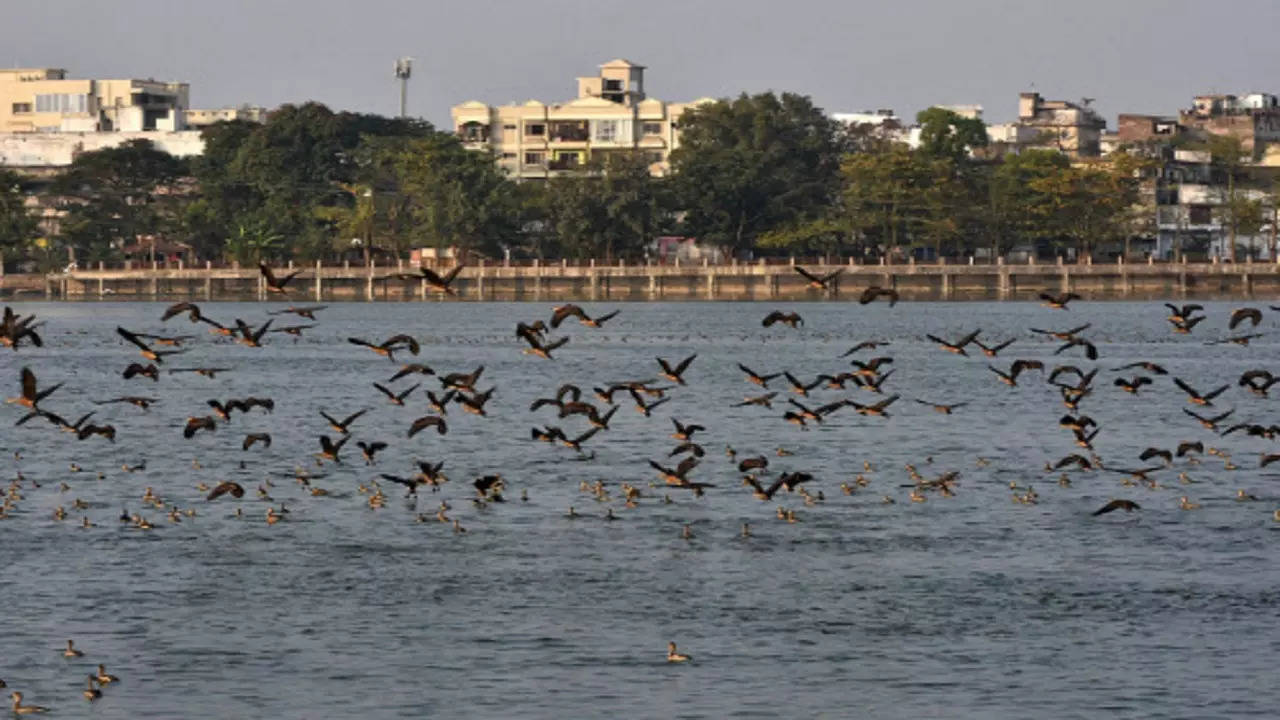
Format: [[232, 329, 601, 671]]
[[4, 0, 1279, 129]]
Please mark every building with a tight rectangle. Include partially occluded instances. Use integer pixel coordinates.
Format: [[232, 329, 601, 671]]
[[0, 68, 189, 133], [450, 59, 712, 179], [1011, 92, 1107, 158], [1179, 93, 1280, 162], [184, 105, 268, 128]]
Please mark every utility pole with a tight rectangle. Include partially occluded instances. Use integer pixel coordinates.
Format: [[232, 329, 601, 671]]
[[394, 58, 413, 119]]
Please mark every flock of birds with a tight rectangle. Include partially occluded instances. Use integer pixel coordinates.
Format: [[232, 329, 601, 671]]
[[3, 263, 1280, 707]]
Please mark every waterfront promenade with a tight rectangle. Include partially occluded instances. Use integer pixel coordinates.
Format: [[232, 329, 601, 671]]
[[3, 256, 1280, 301]]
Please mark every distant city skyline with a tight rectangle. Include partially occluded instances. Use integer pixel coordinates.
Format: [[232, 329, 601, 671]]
[[4, 0, 1278, 129]]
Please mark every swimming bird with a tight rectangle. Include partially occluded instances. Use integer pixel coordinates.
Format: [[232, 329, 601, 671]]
[[1039, 291, 1081, 309], [762, 310, 803, 328], [793, 265, 843, 290], [9, 691, 49, 714], [63, 639, 84, 658], [859, 286, 899, 306], [259, 262, 303, 295]]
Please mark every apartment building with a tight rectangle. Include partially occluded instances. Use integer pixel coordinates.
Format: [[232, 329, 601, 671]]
[[0, 68, 189, 133], [1012, 92, 1107, 158], [450, 59, 711, 179], [1178, 92, 1280, 162]]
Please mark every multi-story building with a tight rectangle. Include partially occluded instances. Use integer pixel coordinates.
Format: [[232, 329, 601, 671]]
[[1178, 93, 1280, 163], [1009, 92, 1107, 158], [0, 68, 189, 133], [450, 59, 711, 179], [184, 105, 268, 128]]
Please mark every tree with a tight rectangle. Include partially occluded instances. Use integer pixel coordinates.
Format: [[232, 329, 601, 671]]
[[838, 144, 935, 259], [0, 169, 38, 268], [53, 139, 187, 263], [916, 107, 989, 162], [670, 92, 843, 256], [389, 134, 522, 257], [1204, 134, 1248, 261]]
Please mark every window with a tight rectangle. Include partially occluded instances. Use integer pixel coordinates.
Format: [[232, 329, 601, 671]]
[[524, 152, 546, 165], [604, 79, 623, 91], [642, 122, 662, 135], [593, 119, 618, 143], [525, 123, 545, 136], [503, 124, 517, 130], [11, 102, 32, 114], [501, 152, 516, 159], [34, 93, 88, 113]]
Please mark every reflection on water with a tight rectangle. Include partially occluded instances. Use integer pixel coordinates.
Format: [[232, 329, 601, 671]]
[[1, 300, 1278, 719]]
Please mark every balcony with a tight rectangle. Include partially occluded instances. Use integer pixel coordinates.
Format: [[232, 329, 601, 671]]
[[456, 123, 490, 144], [549, 122, 589, 142], [548, 158, 582, 171]]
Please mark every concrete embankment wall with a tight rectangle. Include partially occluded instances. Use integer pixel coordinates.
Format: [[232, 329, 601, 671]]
[[5, 258, 1280, 302]]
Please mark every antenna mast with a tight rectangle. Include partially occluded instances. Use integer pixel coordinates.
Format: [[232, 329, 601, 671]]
[[394, 58, 413, 118]]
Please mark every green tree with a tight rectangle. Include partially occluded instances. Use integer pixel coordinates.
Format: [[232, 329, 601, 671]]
[[53, 139, 187, 264], [916, 107, 989, 162], [670, 92, 843, 256], [1204, 134, 1248, 261], [838, 143, 935, 259], [390, 134, 522, 257], [0, 169, 38, 267]]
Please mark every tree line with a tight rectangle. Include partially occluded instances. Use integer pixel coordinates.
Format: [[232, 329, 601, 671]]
[[0, 94, 1270, 272]]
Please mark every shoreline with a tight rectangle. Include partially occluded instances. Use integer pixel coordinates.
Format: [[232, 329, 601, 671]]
[[3, 259, 1280, 302]]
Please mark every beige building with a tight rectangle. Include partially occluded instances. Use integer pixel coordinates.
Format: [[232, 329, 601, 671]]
[[184, 105, 268, 128], [1012, 92, 1107, 158], [1, 67, 189, 133], [450, 59, 712, 179]]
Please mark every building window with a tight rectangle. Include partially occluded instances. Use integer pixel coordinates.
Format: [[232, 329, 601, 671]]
[[503, 124, 517, 130], [34, 93, 88, 113], [11, 102, 32, 114], [525, 123, 545, 136], [501, 152, 516, 159], [642, 122, 662, 136], [593, 120, 618, 143], [604, 79, 623, 91], [524, 152, 546, 165]]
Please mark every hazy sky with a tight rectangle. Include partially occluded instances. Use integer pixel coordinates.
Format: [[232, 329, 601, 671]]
[[5, 0, 1278, 129]]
